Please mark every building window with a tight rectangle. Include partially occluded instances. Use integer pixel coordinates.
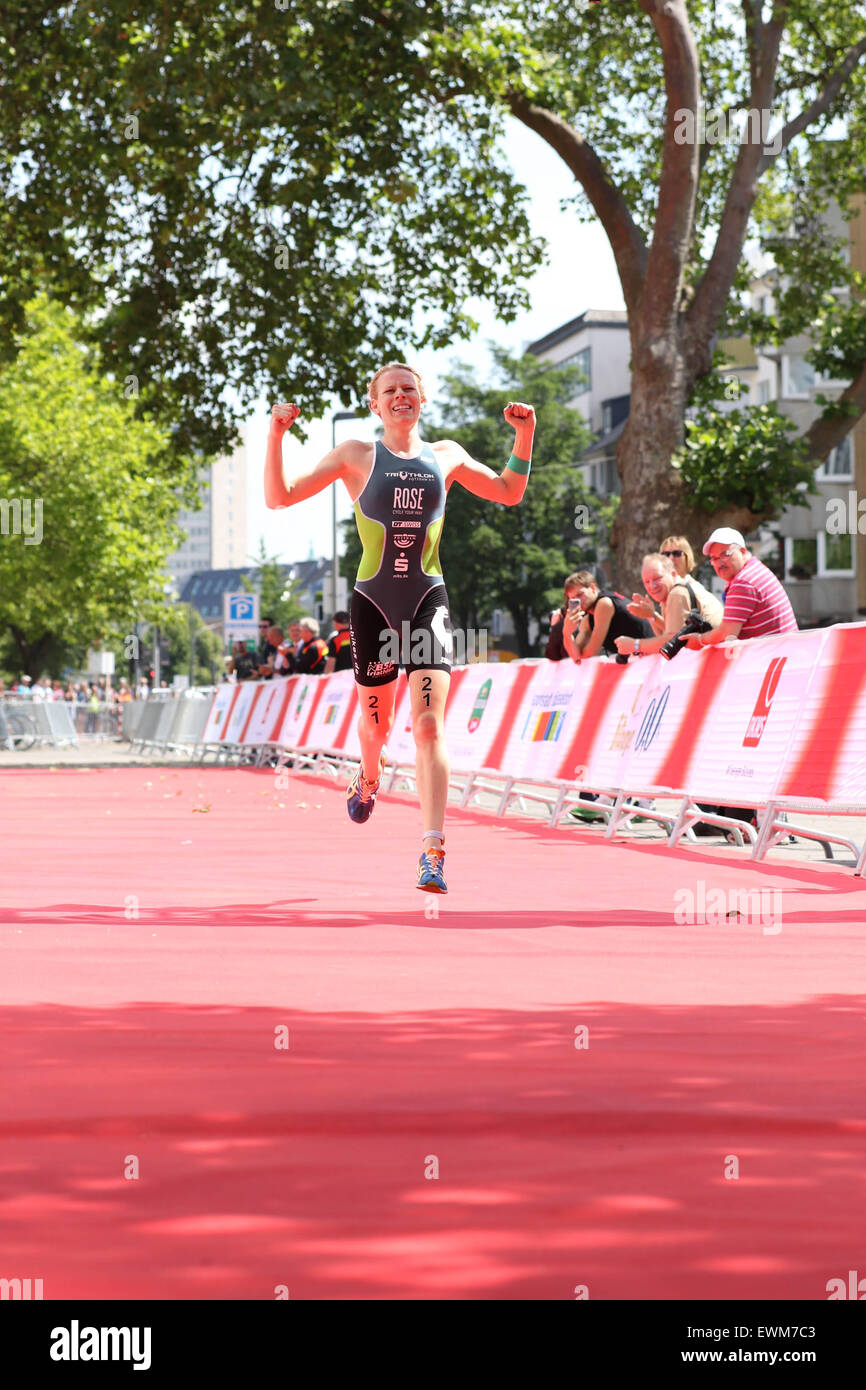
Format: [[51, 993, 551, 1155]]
[[756, 380, 771, 404], [560, 346, 591, 395], [781, 354, 816, 399], [819, 531, 854, 576], [818, 434, 853, 480], [785, 536, 817, 580]]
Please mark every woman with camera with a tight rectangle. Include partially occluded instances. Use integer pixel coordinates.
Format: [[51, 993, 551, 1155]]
[[614, 553, 723, 659]]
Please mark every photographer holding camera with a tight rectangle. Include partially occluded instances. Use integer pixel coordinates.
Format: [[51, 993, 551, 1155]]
[[614, 553, 723, 660], [545, 574, 583, 661]]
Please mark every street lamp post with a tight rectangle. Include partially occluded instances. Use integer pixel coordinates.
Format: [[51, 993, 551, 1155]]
[[330, 409, 356, 619]]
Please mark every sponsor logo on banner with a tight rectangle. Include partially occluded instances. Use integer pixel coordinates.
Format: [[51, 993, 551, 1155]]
[[294, 685, 309, 719], [743, 656, 786, 747], [323, 704, 340, 725], [468, 678, 492, 733], [633, 684, 671, 752], [522, 691, 570, 743]]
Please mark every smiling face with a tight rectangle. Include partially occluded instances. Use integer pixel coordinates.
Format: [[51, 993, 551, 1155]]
[[368, 366, 425, 427], [641, 558, 674, 602]]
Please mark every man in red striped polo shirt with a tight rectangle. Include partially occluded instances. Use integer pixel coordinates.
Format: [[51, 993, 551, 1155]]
[[687, 528, 797, 649]]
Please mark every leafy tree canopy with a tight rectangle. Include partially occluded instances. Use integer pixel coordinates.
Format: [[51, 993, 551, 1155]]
[[0, 296, 199, 677]]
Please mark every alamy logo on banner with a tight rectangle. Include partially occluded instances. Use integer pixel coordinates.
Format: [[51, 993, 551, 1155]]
[[743, 657, 786, 748]]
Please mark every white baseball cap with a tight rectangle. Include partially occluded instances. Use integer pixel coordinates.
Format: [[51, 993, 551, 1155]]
[[702, 527, 746, 556]]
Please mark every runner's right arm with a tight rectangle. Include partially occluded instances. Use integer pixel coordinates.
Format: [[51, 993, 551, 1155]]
[[265, 403, 366, 508]]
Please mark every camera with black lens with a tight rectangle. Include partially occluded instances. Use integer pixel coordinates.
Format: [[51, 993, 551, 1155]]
[[659, 610, 712, 661]]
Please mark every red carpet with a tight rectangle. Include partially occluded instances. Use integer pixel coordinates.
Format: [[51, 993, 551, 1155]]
[[1, 766, 865, 1299]]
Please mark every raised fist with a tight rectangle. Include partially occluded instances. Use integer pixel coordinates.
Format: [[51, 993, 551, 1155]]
[[503, 401, 536, 429], [271, 402, 300, 434]]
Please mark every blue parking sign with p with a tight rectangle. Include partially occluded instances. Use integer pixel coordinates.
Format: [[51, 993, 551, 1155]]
[[223, 590, 260, 641], [229, 594, 256, 622]]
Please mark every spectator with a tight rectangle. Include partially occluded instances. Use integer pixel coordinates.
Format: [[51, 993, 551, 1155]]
[[260, 625, 290, 678], [616, 553, 723, 657], [686, 528, 797, 649], [564, 571, 654, 661], [324, 611, 352, 674], [295, 617, 329, 675], [228, 640, 260, 682], [257, 615, 276, 668], [116, 678, 132, 702], [545, 575, 582, 661], [287, 620, 303, 659], [85, 685, 100, 732], [31, 678, 48, 701], [658, 534, 697, 583]]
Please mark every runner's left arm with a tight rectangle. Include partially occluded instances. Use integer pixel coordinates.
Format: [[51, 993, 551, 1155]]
[[449, 402, 535, 504]]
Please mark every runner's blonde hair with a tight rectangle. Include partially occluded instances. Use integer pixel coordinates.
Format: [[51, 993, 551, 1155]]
[[368, 362, 427, 405]]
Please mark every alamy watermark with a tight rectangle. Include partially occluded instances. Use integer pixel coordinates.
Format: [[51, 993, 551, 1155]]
[[674, 881, 783, 935], [0, 497, 43, 544], [373, 622, 487, 676], [674, 107, 783, 156], [826, 492, 866, 535], [0, 1276, 44, 1300]]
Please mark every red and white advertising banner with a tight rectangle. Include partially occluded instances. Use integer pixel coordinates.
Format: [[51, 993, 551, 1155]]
[[567, 657, 658, 788], [679, 630, 828, 804], [240, 680, 291, 746], [201, 683, 238, 742], [776, 624, 866, 802], [441, 662, 523, 771], [482, 658, 591, 783], [301, 670, 356, 753], [275, 676, 319, 748], [222, 679, 259, 744], [201, 623, 866, 807]]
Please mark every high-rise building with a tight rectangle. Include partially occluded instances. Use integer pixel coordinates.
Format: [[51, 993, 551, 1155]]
[[166, 428, 248, 587]]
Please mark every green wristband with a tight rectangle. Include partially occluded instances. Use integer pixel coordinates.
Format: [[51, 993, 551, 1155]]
[[506, 452, 531, 476]]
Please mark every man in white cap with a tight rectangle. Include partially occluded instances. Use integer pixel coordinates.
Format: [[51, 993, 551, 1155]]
[[687, 528, 797, 649]]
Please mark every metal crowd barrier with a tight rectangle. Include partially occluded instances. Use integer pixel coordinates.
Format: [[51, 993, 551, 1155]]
[[0, 698, 78, 748], [128, 689, 216, 757], [72, 705, 121, 738]]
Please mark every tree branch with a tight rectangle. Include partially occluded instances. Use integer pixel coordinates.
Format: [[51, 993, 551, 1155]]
[[636, 0, 700, 344], [685, 6, 788, 373], [505, 91, 648, 318], [757, 34, 866, 176], [801, 363, 866, 465]]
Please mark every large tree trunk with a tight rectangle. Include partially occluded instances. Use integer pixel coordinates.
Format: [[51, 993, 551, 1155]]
[[609, 334, 692, 586]]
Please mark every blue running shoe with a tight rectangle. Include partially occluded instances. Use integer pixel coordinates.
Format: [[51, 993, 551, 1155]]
[[346, 753, 385, 824], [417, 845, 447, 893]]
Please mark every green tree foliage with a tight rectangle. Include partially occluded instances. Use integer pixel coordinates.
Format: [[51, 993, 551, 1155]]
[[342, 348, 605, 654], [2, 2, 865, 577], [0, 0, 541, 458], [0, 297, 199, 678], [242, 538, 305, 633], [676, 376, 815, 517]]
